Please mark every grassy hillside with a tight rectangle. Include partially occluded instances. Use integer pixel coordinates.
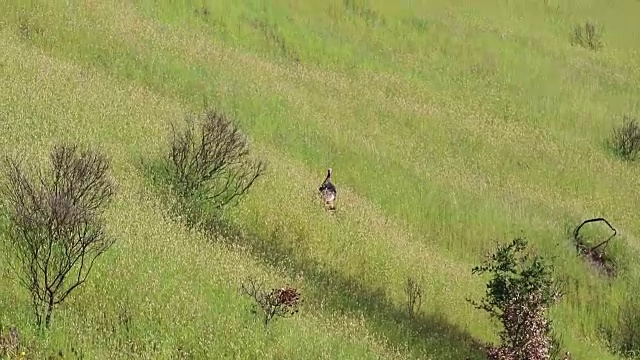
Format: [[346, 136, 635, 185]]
[[1, 0, 640, 359]]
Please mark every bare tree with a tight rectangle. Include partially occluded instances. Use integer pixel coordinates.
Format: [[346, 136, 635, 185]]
[[168, 110, 266, 209], [1, 144, 115, 328]]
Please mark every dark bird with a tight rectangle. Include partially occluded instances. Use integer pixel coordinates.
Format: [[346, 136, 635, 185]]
[[318, 167, 337, 210]]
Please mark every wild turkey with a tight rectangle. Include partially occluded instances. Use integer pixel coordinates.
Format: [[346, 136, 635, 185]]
[[318, 167, 337, 210]]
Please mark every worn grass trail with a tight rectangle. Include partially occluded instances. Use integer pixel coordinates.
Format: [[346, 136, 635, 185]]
[[1, 0, 639, 359]]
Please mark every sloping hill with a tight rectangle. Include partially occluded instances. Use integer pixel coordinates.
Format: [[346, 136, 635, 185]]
[[1, 1, 639, 359]]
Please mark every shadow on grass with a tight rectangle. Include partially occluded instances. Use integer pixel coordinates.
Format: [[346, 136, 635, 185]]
[[215, 220, 485, 359], [138, 157, 487, 360]]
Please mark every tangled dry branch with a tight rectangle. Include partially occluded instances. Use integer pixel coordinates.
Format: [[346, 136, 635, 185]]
[[168, 110, 266, 210]]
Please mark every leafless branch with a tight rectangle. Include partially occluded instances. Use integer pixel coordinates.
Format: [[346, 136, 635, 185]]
[[1, 144, 115, 328], [404, 276, 423, 319], [572, 217, 617, 254]]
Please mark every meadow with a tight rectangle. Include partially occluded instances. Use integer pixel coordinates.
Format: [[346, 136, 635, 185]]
[[1, 0, 640, 359]]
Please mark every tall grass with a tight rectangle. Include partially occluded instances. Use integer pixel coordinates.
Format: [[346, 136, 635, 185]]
[[1, 0, 639, 358]]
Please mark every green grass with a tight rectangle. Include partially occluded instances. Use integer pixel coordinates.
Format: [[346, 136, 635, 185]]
[[1, 0, 640, 358]]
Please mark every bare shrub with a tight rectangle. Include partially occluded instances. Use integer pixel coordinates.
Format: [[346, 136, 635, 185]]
[[571, 21, 603, 51], [469, 238, 563, 360], [167, 109, 266, 210], [240, 277, 302, 327], [610, 116, 640, 161], [404, 276, 423, 319], [1, 144, 115, 328]]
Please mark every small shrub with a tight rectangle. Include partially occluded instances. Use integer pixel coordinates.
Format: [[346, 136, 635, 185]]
[[602, 287, 640, 358], [571, 21, 603, 51], [194, 6, 210, 18], [166, 109, 266, 211], [404, 276, 423, 319], [241, 277, 302, 327], [17, 17, 43, 41], [1, 144, 115, 328], [610, 115, 640, 161], [469, 238, 563, 360], [0, 326, 20, 358]]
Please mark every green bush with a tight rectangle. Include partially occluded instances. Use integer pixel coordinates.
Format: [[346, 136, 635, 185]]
[[470, 238, 564, 360]]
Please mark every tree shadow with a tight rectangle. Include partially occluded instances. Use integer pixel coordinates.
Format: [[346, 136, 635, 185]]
[[137, 157, 486, 359], [203, 212, 486, 359]]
